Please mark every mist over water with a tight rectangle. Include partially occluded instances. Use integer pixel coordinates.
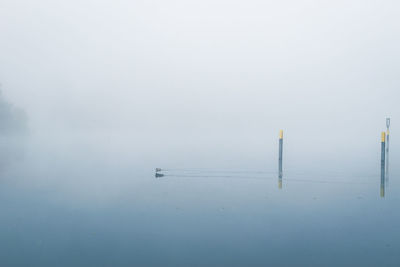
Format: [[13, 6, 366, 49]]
[[1, 0, 400, 266]]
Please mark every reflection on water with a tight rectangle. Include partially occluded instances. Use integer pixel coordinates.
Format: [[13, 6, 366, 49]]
[[380, 154, 389, 198], [0, 137, 396, 266], [155, 173, 164, 178], [1, 159, 399, 267], [156, 167, 390, 199]]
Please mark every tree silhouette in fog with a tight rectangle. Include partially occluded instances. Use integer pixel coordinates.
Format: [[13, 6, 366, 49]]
[[0, 89, 27, 135]]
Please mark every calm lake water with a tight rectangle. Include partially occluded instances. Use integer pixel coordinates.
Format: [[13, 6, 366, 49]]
[[0, 139, 399, 267]]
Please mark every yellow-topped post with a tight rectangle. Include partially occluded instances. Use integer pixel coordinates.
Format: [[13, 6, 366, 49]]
[[380, 131, 386, 197], [279, 130, 283, 179]]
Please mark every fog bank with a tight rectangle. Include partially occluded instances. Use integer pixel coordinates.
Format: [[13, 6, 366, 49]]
[[1, 0, 399, 170]]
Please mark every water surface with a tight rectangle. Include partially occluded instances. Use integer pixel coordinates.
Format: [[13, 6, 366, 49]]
[[0, 141, 398, 267]]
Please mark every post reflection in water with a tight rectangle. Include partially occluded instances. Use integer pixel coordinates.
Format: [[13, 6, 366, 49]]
[[381, 151, 389, 198], [381, 175, 385, 198], [278, 174, 282, 189]]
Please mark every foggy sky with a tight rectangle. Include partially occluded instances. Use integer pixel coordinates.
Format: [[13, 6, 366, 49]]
[[0, 0, 399, 169]]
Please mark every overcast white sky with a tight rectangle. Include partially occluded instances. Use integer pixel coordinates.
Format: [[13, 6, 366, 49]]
[[0, 0, 399, 168]]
